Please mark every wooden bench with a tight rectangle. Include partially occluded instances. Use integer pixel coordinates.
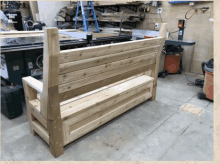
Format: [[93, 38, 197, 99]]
[[22, 23, 167, 157]]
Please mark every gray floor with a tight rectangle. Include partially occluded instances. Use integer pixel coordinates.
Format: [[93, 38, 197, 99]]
[[1, 72, 213, 161]]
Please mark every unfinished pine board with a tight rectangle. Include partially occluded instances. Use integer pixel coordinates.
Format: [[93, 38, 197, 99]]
[[41, 28, 64, 157], [32, 121, 49, 144], [68, 88, 151, 132], [151, 23, 167, 100], [64, 82, 153, 126], [22, 77, 43, 93], [59, 39, 161, 63], [68, 92, 152, 144], [59, 59, 155, 94], [59, 52, 156, 84], [61, 75, 154, 119], [59, 46, 158, 74], [29, 99, 47, 129], [59, 64, 153, 102]]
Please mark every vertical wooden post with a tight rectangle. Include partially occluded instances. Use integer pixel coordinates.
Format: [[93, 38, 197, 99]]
[[41, 27, 64, 157], [22, 81, 37, 135], [151, 23, 167, 100]]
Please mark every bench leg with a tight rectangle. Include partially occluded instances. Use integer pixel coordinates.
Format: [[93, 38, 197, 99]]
[[23, 81, 37, 135]]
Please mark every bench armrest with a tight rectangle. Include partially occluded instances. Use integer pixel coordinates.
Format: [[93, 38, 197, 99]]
[[22, 76, 43, 93]]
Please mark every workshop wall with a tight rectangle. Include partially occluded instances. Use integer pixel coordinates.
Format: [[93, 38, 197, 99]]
[[137, 1, 213, 73], [37, 1, 70, 27]]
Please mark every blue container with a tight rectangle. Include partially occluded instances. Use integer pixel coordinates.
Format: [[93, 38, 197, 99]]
[[168, 1, 194, 4]]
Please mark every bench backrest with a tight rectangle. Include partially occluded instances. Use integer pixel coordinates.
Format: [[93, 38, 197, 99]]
[[40, 24, 167, 119]]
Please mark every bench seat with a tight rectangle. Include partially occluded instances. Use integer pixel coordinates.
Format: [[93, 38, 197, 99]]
[[29, 75, 154, 145]]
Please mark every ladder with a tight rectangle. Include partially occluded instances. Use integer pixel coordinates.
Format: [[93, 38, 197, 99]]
[[74, 1, 100, 32]]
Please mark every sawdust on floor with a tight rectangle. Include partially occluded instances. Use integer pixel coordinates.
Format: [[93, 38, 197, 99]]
[[180, 104, 203, 116]]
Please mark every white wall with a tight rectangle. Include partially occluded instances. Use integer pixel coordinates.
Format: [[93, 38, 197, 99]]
[[37, 1, 70, 27]]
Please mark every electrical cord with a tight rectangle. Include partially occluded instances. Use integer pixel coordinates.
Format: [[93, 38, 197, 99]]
[[185, 8, 198, 20], [169, 30, 179, 34]]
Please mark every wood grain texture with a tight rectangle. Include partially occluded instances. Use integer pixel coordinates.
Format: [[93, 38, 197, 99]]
[[59, 59, 155, 94], [61, 75, 154, 120], [59, 51, 157, 84], [59, 46, 158, 74], [59, 38, 161, 64], [32, 121, 49, 144], [151, 23, 168, 100], [64, 82, 153, 126], [68, 92, 152, 144], [59, 64, 153, 102], [42, 28, 64, 157], [22, 81, 37, 135]]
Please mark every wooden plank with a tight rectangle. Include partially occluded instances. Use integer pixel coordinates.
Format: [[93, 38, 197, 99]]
[[22, 77, 43, 93], [22, 81, 37, 135], [32, 121, 49, 145], [61, 75, 153, 118], [63, 82, 153, 126], [69, 86, 152, 132], [59, 38, 161, 63], [59, 59, 155, 94], [42, 28, 64, 157], [29, 99, 47, 129], [29, 1, 39, 21], [59, 52, 156, 84], [151, 23, 167, 100], [60, 74, 143, 106], [59, 46, 158, 74], [59, 64, 153, 102], [68, 92, 152, 144]]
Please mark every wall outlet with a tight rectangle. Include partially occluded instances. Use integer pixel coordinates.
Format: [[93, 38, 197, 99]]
[[189, 2, 194, 6], [155, 23, 159, 29], [157, 8, 162, 14]]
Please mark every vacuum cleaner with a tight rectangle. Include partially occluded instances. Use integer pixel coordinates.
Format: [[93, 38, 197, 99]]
[[197, 58, 213, 101]]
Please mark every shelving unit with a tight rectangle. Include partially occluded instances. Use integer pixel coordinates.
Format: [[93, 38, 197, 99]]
[[55, 2, 142, 29]]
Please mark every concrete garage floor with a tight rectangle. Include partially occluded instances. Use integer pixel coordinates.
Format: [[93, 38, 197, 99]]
[[1, 72, 213, 161]]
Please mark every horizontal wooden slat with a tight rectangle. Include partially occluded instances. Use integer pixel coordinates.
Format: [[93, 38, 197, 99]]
[[59, 46, 159, 74], [63, 82, 153, 125], [69, 86, 152, 132], [59, 59, 155, 94], [22, 77, 43, 93], [59, 64, 153, 102], [32, 121, 49, 145], [29, 99, 47, 129], [60, 38, 162, 63], [60, 74, 144, 106], [61, 75, 153, 119], [67, 92, 152, 144], [59, 52, 156, 84]]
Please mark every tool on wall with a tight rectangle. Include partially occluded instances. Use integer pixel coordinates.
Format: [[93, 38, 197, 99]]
[[74, 1, 100, 32], [178, 19, 185, 41]]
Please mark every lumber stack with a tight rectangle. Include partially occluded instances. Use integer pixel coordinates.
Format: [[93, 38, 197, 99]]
[[55, 2, 77, 22], [93, 1, 143, 6], [97, 12, 144, 22]]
